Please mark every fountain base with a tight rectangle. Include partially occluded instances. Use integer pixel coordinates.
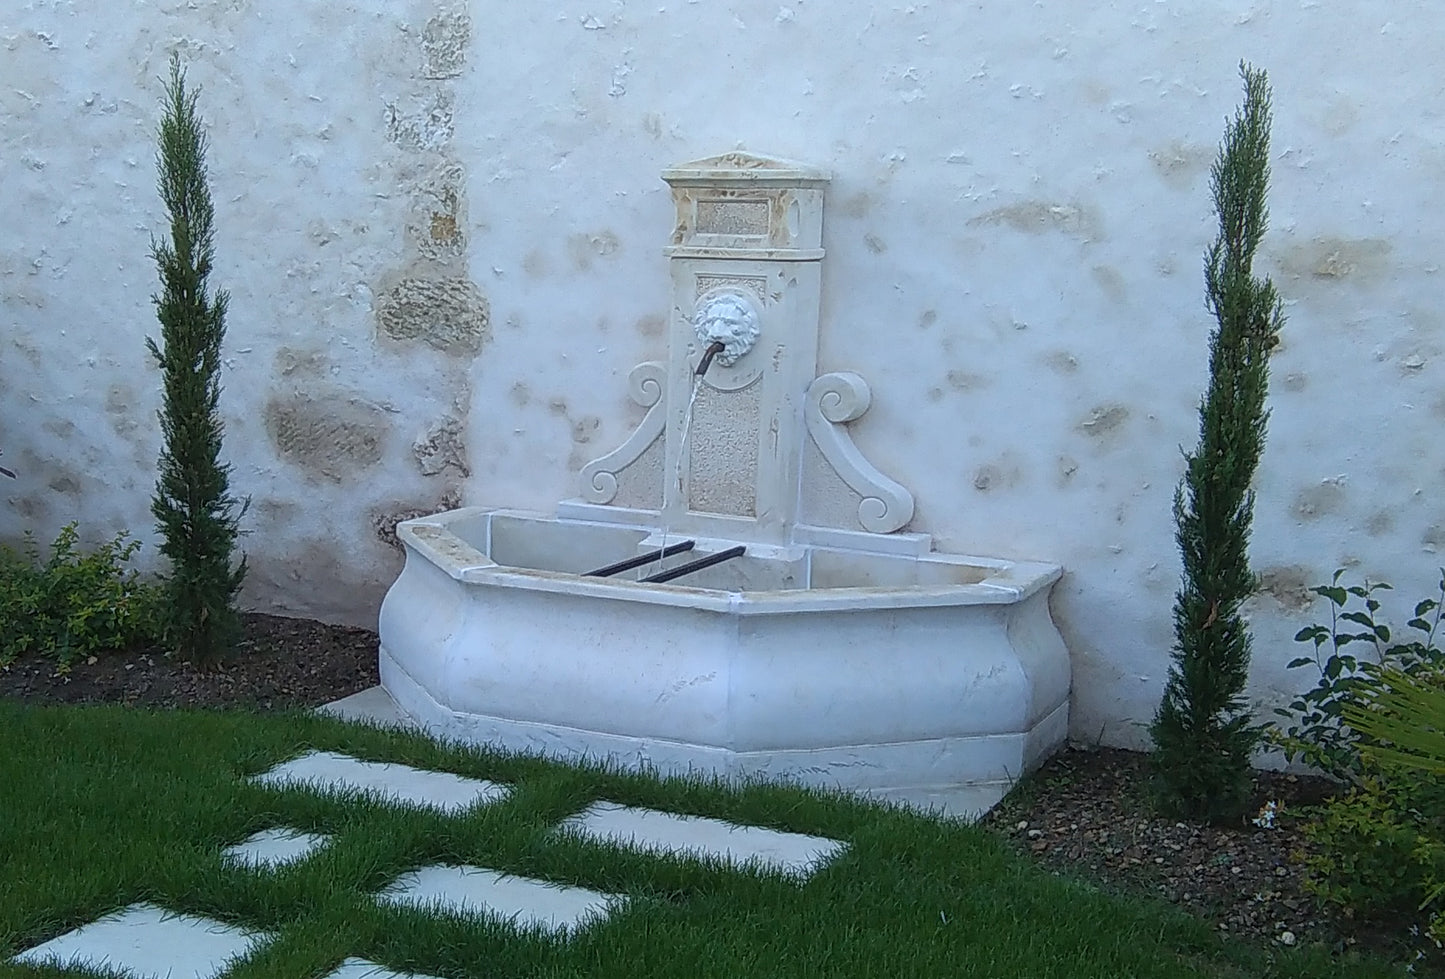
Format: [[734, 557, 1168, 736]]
[[378, 507, 1070, 819]]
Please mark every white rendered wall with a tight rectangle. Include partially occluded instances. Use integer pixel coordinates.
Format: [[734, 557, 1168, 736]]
[[3, 1, 1442, 750]]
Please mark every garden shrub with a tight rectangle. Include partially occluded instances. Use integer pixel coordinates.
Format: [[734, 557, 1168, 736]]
[[1345, 664, 1445, 947], [1347, 663, 1445, 777], [1302, 765, 1445, 923], [1273, 570, 1445, 945], [1274, 570, 1445, 782], [148, 55, 248, 665], [0, 523, 164, 671], [1150, 62, 1284, 823]]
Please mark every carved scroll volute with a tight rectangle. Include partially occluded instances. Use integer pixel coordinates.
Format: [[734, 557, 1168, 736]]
[[578, 362, 666, 504], [804, 372, 915, 534]]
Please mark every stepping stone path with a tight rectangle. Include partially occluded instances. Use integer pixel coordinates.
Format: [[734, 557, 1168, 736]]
[[13, 904, 273, 979], [249, 750, 509, 813], [324, 958, 445, 979], [222, 827, 332, 870], [378, 865, 621, 934], [11, 750, 846, 977], [563, 801, 846, 877]]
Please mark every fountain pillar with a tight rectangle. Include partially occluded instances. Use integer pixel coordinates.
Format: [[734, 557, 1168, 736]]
[[657, 153, 827, 546], [564, 152, 918, 554]]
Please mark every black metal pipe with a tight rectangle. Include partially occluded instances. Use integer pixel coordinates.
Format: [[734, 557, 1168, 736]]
[[641, 545, 746, 584], [695, 340, 726, 376], [584, 540, 696, 578]]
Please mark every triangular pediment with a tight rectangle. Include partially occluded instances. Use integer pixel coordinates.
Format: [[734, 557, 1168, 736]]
[[662, 152, 830, 186]]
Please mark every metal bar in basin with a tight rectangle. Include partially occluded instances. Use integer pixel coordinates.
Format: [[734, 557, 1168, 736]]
[[584, 540, 696, 578], [641, 545, 746, 584]]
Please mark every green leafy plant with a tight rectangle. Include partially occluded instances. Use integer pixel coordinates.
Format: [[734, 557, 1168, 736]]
[[1302, 767, 1445, 924], [1273, 572, 1445, 950], [1345, 665, 1445, 945], [1346, 664, 1445, 776], [1149, 62, 1285, 823], [0, 523, 164, 671], [148, 55, 247, 666], [1273, 570, 1445, 782]]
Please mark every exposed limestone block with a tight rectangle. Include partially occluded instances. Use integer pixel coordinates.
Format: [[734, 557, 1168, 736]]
[[371, 488, 462, 550], [422, 8, 471, 79], [413, 415, 470, 477], [385, 89, 455, 151], [405, 162, 468, 262], [375, 275, 490, 355], [264, 396, 389, 482]]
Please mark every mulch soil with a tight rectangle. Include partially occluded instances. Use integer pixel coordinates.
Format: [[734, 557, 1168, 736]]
[[0, 612, 1436, 970], [0, 613, 378, 711], [982, 747, 1439, 971]]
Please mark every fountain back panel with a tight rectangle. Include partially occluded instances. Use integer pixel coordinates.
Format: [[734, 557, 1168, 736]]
[[379, 154, 1070, 817]]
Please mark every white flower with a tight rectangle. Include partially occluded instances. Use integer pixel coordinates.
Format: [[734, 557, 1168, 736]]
[[1251, 800, 1279, 830]]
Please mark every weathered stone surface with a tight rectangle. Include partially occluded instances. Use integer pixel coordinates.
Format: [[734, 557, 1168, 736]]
[[375, 276, 489, 355], [412, 415, 470, 477], [265, 396, 389, 482]]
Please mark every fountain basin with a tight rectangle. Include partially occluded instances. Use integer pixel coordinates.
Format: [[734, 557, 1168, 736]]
[[379, 507, 1070, 814]]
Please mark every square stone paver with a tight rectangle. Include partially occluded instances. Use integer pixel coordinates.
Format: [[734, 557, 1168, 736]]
[[12, 903, 273, 979], [222, 827, 332, 870], [316, 686, 414, 730], [250, 751, 509, 814], [323, 957, 447, 979], [562, 802, 846, 877], [376, 865, 622, 935]]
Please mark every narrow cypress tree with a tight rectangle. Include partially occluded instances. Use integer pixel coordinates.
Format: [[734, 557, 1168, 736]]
[[148, 55, 247, 666], [1150, 63, 1285, 822]]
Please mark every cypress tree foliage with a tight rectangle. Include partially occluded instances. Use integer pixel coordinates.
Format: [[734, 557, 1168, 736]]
[[1150, 63, 1285, 822], [148, 55, 247, 666]]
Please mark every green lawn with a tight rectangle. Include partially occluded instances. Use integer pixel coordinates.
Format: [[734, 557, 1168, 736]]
[[0, 702, 1408, 978]]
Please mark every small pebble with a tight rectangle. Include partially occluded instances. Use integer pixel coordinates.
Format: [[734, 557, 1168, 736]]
[[1278, 930, 1297, 946], [1015, 820, 1028, 832], [1027, 829, 1044, 840], [1154, 856, 1164, 864], [1231, 866, 1242, 875], [1275, 866, 1288, 877]]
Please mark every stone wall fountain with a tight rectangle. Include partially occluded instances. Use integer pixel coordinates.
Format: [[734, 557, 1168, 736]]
[[378, 153, 1070, 817]]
